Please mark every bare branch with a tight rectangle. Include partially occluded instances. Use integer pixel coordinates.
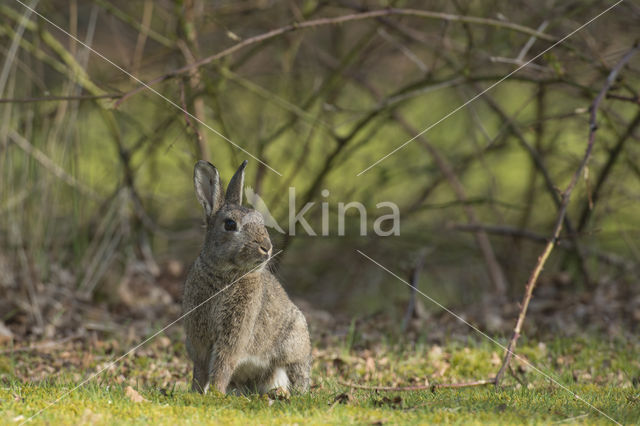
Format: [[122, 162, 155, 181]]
[[605, 93, 640, 105], [0, 94, 120, 103], [494, 42, 640, 387], [114, 8, 556, 107], [577, 110, 640, 231]]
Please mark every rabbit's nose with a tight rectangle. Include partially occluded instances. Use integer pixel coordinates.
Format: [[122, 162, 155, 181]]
[[258, 240, 272, 256]]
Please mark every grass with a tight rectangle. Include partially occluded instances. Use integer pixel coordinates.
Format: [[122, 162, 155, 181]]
[[1, 335, 639, 425]]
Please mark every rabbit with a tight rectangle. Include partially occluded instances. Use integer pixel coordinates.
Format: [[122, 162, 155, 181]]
[[183, 160, 312, 395]]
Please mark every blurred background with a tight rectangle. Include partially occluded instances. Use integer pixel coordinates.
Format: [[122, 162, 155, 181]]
[[1, 0, 639, 344]]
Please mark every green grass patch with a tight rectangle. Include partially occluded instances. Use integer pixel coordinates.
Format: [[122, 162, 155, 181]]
[[1, 336, 638, 424]]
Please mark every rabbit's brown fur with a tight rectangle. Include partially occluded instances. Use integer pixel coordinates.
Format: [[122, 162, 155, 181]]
[[183, 160, 311, 395]]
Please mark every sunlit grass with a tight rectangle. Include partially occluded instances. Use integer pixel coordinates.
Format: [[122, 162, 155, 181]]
[[1, 336, 638, 424]]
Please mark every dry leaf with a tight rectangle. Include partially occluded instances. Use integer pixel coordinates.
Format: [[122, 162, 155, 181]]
[[156, 336, 171, 348], [491, 352, 501, 366], [427, 345, 443, 361], [365, 357, 376, 373], [125, 386, 147, 403]]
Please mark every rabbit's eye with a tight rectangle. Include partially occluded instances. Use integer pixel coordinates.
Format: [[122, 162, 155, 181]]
[[223, 218, 237, 231]]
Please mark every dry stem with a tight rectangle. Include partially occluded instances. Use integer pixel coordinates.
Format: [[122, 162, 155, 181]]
[[494, 42, 640, 387]]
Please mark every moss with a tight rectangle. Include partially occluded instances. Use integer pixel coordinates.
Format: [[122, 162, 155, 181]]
[[0, 356, 14, 375], [1, 336, 638, 424]]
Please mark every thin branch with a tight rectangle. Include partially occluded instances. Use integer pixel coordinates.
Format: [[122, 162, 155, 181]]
[[477, 88, 592, 287], [1, 5, 108, 98], [315, 41, 512, 296], [494, 42, 640, 387], [451, 222, 638, 272], [606, 93, 640, 105], [401, 249, 428, 331], [91, 0, 173, 47], [577, 110, 640, 231], [176, 8, 209, 162], [397, 115, 509, 298], [114, 8, 556, 107], [451, 223, 551, 244], [0, 93, 120, 103], [131, 0, 154, 74], [179, 81, 205, 150], [7, 129, 98, 198]]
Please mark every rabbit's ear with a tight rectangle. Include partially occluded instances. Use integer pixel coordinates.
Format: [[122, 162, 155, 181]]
[[194, 160, 223, 216], [225, 160, 248, 205]]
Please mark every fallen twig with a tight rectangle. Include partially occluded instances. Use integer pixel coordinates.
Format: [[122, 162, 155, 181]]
[[339, 380, 431, 391], [339, 378, 495, 392], [431, 379, 496, 390]]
